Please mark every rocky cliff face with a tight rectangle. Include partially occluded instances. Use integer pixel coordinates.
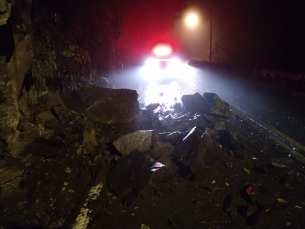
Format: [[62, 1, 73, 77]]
[[0, 0, 38, 147]]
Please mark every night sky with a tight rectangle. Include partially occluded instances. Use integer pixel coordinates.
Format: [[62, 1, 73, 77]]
[[176, 0, 305, 71]]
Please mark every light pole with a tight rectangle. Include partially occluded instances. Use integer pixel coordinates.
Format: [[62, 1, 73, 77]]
[[210, 0, 213, 62], [185, 13, 198, 57], [185, 9, 212, 62]]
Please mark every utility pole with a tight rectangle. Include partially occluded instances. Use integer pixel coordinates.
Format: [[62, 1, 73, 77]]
[[210, 0, 213, 63]]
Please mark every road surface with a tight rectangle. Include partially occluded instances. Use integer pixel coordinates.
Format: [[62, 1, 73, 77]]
[[111, 61, 305, 157]]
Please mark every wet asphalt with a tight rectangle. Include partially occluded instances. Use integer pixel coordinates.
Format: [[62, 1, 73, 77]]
[[111, 62, 305, 154]]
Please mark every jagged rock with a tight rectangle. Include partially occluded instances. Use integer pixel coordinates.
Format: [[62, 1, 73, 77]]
[[0, 0, 12, 26], [111, 121, 140, 140], [214, 120, 226, 131], [186, 134, 227, 179], [82, 128, 98, 155], [36, 111, 58, 123], [145, 141, 175, 159], [44, 121, 71, 137], [65, 132, 80, 146], [17, 119, 42, 142], [62, 85, 140, 124], [0, 158, 24, 185], [173, 102, 183, 112], [113, 130, 158, 156], [38, 94, 64, 111], [145, 103, 160, 111], [46, 129, 55, 138], [171, 126, 203, 158], [205, 127, 219, 138], [172, 119, 197, 132], [194, 114, 211, 129], [154, 118, 172, 132], [138, 118, 152, 130], [203, 114, 219, 124], [107, 150, 154, 205], [181, 92, 213, 114], [51, 105, 71, 123], [163, 131, 185, 146], [9, 141, 28, 158], [21, 138, 66, 159], [153, 141, 174, 152], [0, 151, 90, 229], [151, 156, 178, 182], [204, 92, 231, 117], [65, 182, 104, 229]]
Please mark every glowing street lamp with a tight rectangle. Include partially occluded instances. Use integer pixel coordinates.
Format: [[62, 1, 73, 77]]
[[186, 13, 198, 28]]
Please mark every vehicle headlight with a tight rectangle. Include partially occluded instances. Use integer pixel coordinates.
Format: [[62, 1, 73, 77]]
[[145, 58, 159, 69], [168, 57, 181, 69]]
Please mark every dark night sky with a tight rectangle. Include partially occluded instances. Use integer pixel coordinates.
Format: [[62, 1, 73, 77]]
[[176, 0, 305, 71]]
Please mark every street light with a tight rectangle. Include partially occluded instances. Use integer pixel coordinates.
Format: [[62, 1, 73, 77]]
[[186, 13, 198, 27]]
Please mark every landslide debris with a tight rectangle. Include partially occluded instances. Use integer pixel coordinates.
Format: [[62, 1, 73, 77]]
[[1, 85, 305, 229]]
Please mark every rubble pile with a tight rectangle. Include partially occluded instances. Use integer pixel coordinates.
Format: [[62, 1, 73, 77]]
[[1, 85, 305, 229]]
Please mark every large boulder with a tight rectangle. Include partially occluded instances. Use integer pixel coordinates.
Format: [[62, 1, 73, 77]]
[[181, 92, 213, 114], [171, 126, 203, 158], [21, 138, 66, 159], [107, 150, 176, 205], [186, 134, 227, 179], [204, 92, 231, 117], [145, 141, 175, 159], [62, 85, 140, 124], [107, 150, 154, 205], [113, 130, 159, 156], [38, 94, 64, 111], [181, 92, 231, 118]]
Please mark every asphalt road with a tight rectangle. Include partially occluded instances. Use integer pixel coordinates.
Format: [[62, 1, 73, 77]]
[[112, 61, 305, 154]]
